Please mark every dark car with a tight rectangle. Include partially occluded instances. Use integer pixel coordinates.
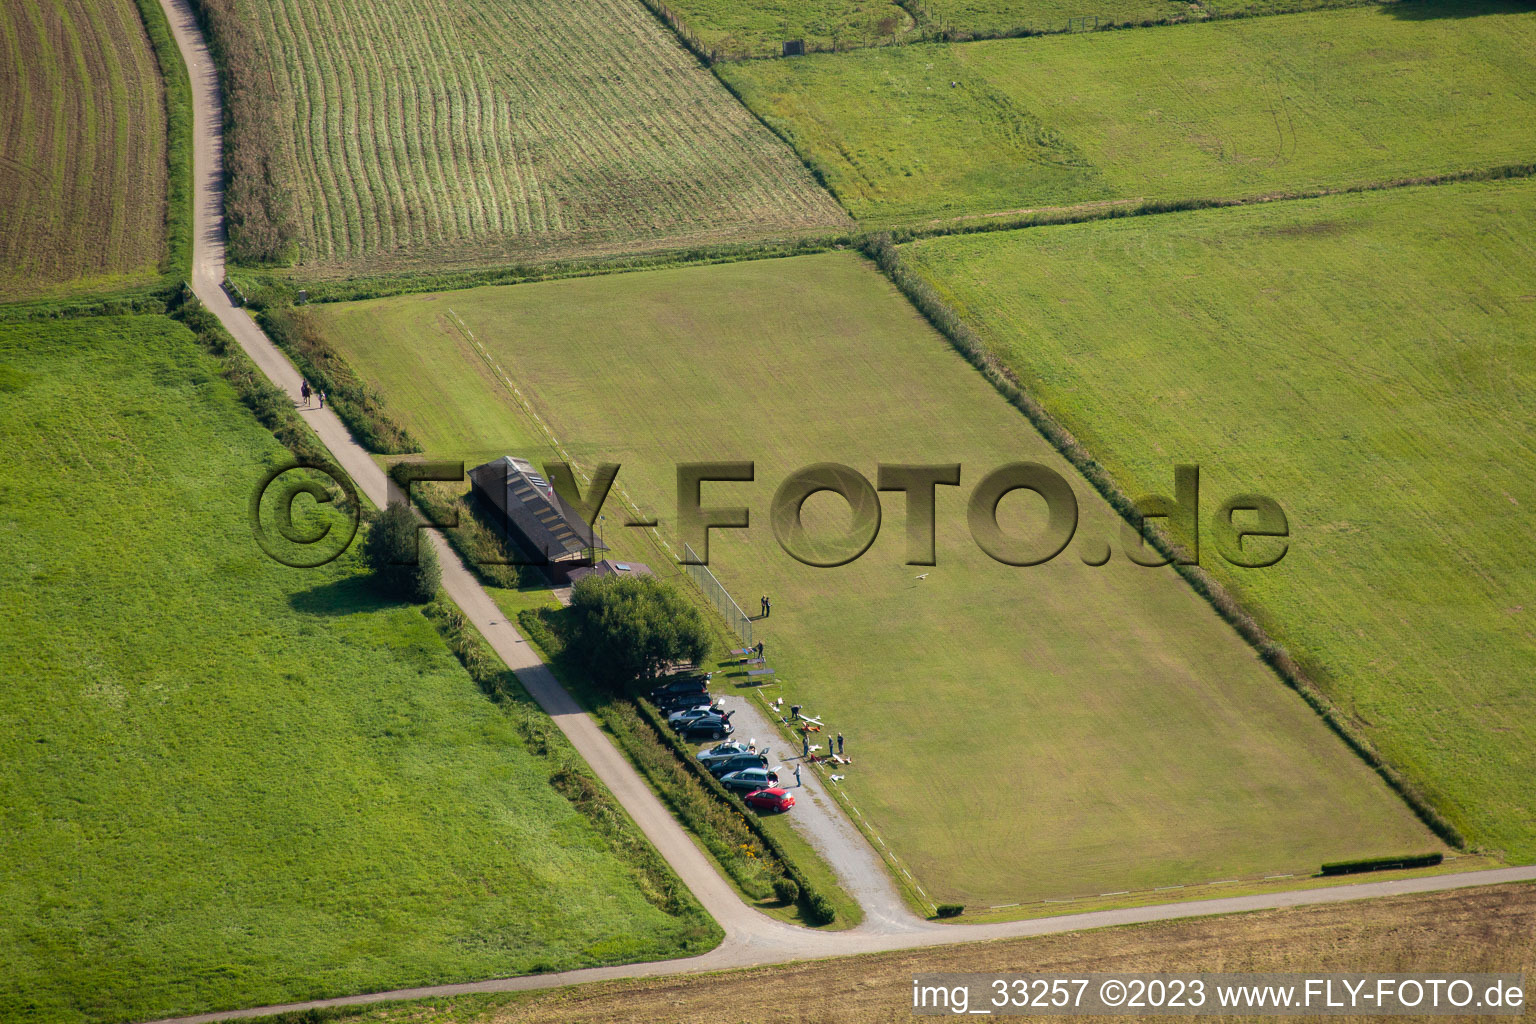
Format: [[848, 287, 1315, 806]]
[[707, 752, 768, 778], [653, 689, 711, 713], [648, 673, 711, 703], [743, 787, 795, 813], [677, 717, 733, 741]]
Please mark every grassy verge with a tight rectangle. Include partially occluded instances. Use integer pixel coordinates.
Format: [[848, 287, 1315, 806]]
[[257, 305, 420, 454], [131, 0, 193, 283], [231, 234, 853, 308]]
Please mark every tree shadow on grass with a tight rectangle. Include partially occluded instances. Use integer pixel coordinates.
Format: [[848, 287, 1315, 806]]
[[287, 573, 400, 616], [1384, 0, 1533, 19]]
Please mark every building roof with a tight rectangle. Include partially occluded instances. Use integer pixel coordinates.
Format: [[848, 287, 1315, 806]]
[[468, 456, 605, 563], [566, 559, 653, 585]]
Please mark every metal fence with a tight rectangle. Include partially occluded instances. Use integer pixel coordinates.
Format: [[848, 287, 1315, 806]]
[[682, 544, 753, 643]]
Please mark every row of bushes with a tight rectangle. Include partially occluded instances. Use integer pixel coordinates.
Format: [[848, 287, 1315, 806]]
[[518, 607, 836, 924], [171, 290, 329, 465], [629, 696, 836, 924], [516, 607, 780, 901], [703, 0, 1398, 62], [885, 162, 1536, 247], [184, 0, 298, 264], [1321, 852, 1444, 876], [0, 291, 173, 324], [860, 233, 1467, 852], [411, 483, 534, 591], [257, 305, 419, 453], [130, 0, 193, 283], [425, 600, 696, 919]]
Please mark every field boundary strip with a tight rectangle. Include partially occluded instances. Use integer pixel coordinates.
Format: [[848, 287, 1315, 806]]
[[884, 162, 1536, 245], [131, 0, 194, 283]]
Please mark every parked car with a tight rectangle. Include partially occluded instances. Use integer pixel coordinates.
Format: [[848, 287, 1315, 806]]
[[696, 740, 751, 766], [743, 787, 795, 813], [667, 705, 728, 729], [648, 673, 711, 702], [653, 689, 711, 713], [719, 767, 779, 793], [677, 717, 733, 741], [707, 752, 768, 778]]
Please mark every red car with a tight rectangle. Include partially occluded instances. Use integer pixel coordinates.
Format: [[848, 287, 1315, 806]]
[[744, 787, 794, 813]]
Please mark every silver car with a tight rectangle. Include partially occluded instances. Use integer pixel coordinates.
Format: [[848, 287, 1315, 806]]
[[719, 767, 779, 793]]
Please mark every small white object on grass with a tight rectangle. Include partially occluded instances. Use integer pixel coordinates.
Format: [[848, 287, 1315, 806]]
[[915, 573, 929, 580], [830, 774, 845, 781]]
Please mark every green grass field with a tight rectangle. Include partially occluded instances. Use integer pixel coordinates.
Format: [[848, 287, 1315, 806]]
[[719, 2, 1536, 227], [213, 0, 847, 275], [309, 251, 1437, 906], [0, 316, 717, 1024], [0, 0, 167, 301], [903, 179, 1536, 862]]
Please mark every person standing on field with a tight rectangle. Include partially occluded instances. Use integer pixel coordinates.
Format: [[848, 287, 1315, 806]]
[[764, 595, 771, 618], [802, 731, 809, 758], [837, 732, 844, 756]]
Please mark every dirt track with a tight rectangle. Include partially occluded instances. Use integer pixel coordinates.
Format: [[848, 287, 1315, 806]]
[[148, 0, 1536, 1019]]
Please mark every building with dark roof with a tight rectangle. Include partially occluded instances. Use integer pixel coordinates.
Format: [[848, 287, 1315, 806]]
[[566, 559, 653, 586], [468, 456, 605, 569]]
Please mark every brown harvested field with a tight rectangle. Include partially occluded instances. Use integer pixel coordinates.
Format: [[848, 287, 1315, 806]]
[[0, 0, 167, 301], [204, 0, 851, 276], [343, 883, 1536, 1023]]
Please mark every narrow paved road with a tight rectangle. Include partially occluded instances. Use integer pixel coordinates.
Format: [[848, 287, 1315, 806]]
[[148, 2, 1536, 1021]]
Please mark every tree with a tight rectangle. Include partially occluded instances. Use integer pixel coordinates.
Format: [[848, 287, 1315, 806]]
[[363, 501, 440, 602], [567, 574, 711, 693]]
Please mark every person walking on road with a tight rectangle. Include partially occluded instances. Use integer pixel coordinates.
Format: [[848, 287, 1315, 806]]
[[837, 732, 844, 756], [794, 763, 802, 787], [318, 389, 326, 409], [300, 379, 311, 407]]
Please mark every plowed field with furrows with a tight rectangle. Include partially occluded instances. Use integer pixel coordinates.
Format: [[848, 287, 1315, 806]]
[[0, 0, 167, 300], [235, 0, 848, 272]]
